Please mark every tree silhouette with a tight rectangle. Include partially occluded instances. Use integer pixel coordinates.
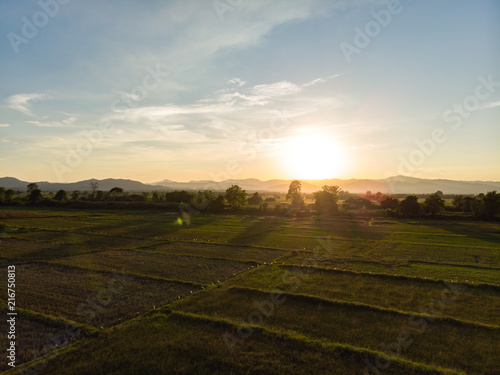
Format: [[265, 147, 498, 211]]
[[314, 185, 340, 212], [90, 182, 98, 201], [27, 183, 39, 194], [28, 188, 42, 204], [380, 196, 399, 210], [248, 192, 263, 206], [95, 191, 105, 202], [399, 195, 420, 217], [423, 193, 445, 216], [109, 187, 124, 195], [54, 189, 68, 201], [225, 185, 247, 209], [474, 191, 500, 220], [209, 195, 225, 212], [5, 189, 15, 203], [0, 187, 5, 203], [452, 195, 463, 210], [286, 180, 304, 209], [152, 191, 162, 202], [461, 196, 474, 212]]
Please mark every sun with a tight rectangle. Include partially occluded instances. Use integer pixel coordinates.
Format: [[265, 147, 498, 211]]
[[283, 133, 347, 180]]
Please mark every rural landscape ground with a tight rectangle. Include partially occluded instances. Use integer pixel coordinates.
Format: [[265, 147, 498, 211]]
[[1, 207, 499, 374]]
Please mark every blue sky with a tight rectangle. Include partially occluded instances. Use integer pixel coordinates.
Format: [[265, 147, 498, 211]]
[[1, 0, 499, 183]]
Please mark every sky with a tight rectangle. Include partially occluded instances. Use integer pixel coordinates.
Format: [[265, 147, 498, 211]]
[[1, 0, 499, 183]]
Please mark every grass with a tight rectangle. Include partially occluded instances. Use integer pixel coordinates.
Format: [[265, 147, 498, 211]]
[[1, 206, 499, 374], [51, 250, 257, 284], [140, 241, 288, 263], [9, 262, 201, 327], [10, 311, 464, 375], [226, 265, 500, 326], [0, 306, 92, 373], [172, 286, 500, 374]]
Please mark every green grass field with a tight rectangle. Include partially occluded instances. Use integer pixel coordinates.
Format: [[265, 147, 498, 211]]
[[1, 207, 499, 374]]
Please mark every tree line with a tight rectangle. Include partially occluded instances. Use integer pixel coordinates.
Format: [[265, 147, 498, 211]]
[[0, 181, 498, 220]]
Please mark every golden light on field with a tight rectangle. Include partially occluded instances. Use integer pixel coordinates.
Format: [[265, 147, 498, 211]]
[[283, 132, 347, 180]]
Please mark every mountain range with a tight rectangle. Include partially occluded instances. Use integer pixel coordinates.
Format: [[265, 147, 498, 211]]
[[1, 176, 500, 195]]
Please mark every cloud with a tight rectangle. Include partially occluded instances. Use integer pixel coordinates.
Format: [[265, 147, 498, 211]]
[[303, 74, 341, 87], [250, 81, 302, 98], [0, 124, 11, 127], [227, 78, 247, 87], [478, 100, 500, 110], [5, 93, 50, 116], [26, 116, 77, 127]]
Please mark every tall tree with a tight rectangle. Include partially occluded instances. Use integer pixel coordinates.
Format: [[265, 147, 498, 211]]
[[225, 185, 247, 209], [90, 181, 98, 201], [286, 180, 304, 209]]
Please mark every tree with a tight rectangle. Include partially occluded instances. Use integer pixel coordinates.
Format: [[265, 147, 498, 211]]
[[0, 187, 5, 203], [208, 194, 225, 212], [5, 189, 15, 203], [461, 196, 474, 213], [28, 188, 42, 204], [380, 196, 399, 210], [286, 180, 304, 209], [248, 192, 263, 206], [314, 185, 340, 212], [90, 182, 99, 201], [481, 191, 500, 220], [452, 195, 464, 210], [71, 190, 81, 201], [225, 185, 247, 209], [342, 196, 373, 210], [109, 187, 124, 195], [27, 183, 39, 194], [164, 190, 194, 203], [95, 190, 105, 201], [193, 190, 216, 209], [423, 193, 445, 216], [152, 191, 163, 203], [399, 195, 420, 217], [54, 189, 68, 201]]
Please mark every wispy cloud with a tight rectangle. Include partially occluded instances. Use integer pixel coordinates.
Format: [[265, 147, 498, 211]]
[[26, 116, 77, 127], [303, 78, 326, 87], [0, 124, 11, 127], [5, 93, 50, 116], [478, 100, 500, 110], [250, 81, 302, 97], [227, 78, 247, 87]]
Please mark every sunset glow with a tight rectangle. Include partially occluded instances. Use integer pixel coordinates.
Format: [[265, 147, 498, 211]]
[[283, 133, 347, 180]]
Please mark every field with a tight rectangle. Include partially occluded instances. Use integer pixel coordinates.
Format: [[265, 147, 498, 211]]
[[1, 207, 499, 374]]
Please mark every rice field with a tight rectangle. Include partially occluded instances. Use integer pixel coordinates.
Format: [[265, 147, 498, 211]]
[[1, 207, 499, 374]]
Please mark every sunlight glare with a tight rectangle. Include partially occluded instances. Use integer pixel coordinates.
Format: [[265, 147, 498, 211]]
[[284, 133, 347, 180]]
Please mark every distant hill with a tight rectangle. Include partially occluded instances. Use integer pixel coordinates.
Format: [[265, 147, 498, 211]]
[[1, 176, 500, 195], [0, 177, 170, 193]]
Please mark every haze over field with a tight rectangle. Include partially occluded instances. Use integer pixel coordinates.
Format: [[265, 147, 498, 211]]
[[1, 0, 499, 184]]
